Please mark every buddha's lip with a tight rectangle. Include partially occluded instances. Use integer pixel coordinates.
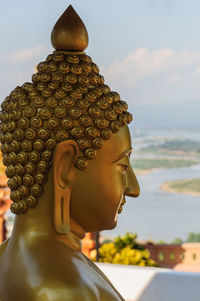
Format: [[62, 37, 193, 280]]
[[118, 196, 126, 214], [121, 196, 126, 206]]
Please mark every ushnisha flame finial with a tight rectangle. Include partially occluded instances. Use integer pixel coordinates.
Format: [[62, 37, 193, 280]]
[[51, 5, 89, 52]]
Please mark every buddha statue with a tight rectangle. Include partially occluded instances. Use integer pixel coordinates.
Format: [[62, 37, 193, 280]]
[[0, 5, 140, 300]]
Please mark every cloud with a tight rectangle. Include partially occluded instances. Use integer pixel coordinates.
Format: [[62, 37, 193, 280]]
[[9, 46, 46, 63], [194, 66, 200, 75], [103, 48, 200, 88], [166, 73, 181, 84], [101, 47, 200, 106], [0, 46, 49, 101]]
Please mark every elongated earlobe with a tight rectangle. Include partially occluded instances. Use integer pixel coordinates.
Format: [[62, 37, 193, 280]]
[[54, 185, 71, 233], [53, 140, 78, 234]]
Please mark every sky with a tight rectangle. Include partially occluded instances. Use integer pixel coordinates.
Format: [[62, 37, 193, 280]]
[[1, 0, 200, 111]]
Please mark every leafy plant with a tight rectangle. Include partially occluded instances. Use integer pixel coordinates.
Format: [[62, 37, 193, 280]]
[[93, 232, 158, 267]]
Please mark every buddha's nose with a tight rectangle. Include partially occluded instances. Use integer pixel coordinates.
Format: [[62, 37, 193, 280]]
[[124, 165, 140, 198]]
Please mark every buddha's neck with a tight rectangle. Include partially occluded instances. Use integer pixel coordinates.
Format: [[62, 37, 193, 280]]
[[9, 170, 85, 252]]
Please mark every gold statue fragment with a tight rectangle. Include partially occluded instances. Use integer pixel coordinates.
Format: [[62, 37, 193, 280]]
[[0, 5, 140, 300], [51, 5, 89, 51]]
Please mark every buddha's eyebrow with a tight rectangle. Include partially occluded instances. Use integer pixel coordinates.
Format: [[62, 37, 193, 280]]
[[112, 147, 132, 163]]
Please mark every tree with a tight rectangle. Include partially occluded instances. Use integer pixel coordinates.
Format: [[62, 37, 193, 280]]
[[186, 232, 200, 242]]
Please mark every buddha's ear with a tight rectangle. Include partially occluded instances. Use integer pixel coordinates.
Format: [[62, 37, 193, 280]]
[[53, 140, 79, 188], [53, 140, 79, 234]]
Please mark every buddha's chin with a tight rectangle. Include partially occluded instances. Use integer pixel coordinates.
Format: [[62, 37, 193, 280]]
[[78, 216, 118, 233], [104, 219, 117, 231], [86, 220, 117, 232]]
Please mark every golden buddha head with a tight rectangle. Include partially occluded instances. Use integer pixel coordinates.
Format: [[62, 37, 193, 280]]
[[0, 6, 139, 233]]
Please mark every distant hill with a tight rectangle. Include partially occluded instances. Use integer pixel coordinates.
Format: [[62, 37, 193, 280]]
[[130, 100, 200, 129], [142, 139, 200, 154]]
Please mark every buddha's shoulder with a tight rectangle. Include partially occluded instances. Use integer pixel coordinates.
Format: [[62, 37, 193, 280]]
[[0, 281, 98, 301], [0, 238, 98, 301], [0, 243, 99, 300], [4, 238, 86, 277], [27, 280, 99, 301]]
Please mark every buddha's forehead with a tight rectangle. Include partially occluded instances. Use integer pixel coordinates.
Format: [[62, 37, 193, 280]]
[[96, 125, 132, 162]]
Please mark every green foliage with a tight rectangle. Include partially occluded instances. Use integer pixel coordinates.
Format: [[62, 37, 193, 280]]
[[132, 158, 198, 171], [186, 232, 200, 242], [157, 238, 183, 244], [167, 178, 200, 194], [142, 139, 200, 154], [156, 232, 200, 244], [159, 139, 200, 153], [98, 232, 158, 267], [171, 238, 183, 244], [114, 232, 138, 251], [156, 240, 168, 244]]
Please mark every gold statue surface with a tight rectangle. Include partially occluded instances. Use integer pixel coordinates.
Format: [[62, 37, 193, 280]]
[[0, 5, 140, 300]]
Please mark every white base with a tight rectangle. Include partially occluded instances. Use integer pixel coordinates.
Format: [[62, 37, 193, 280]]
[[97, 263, 200, 301]]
